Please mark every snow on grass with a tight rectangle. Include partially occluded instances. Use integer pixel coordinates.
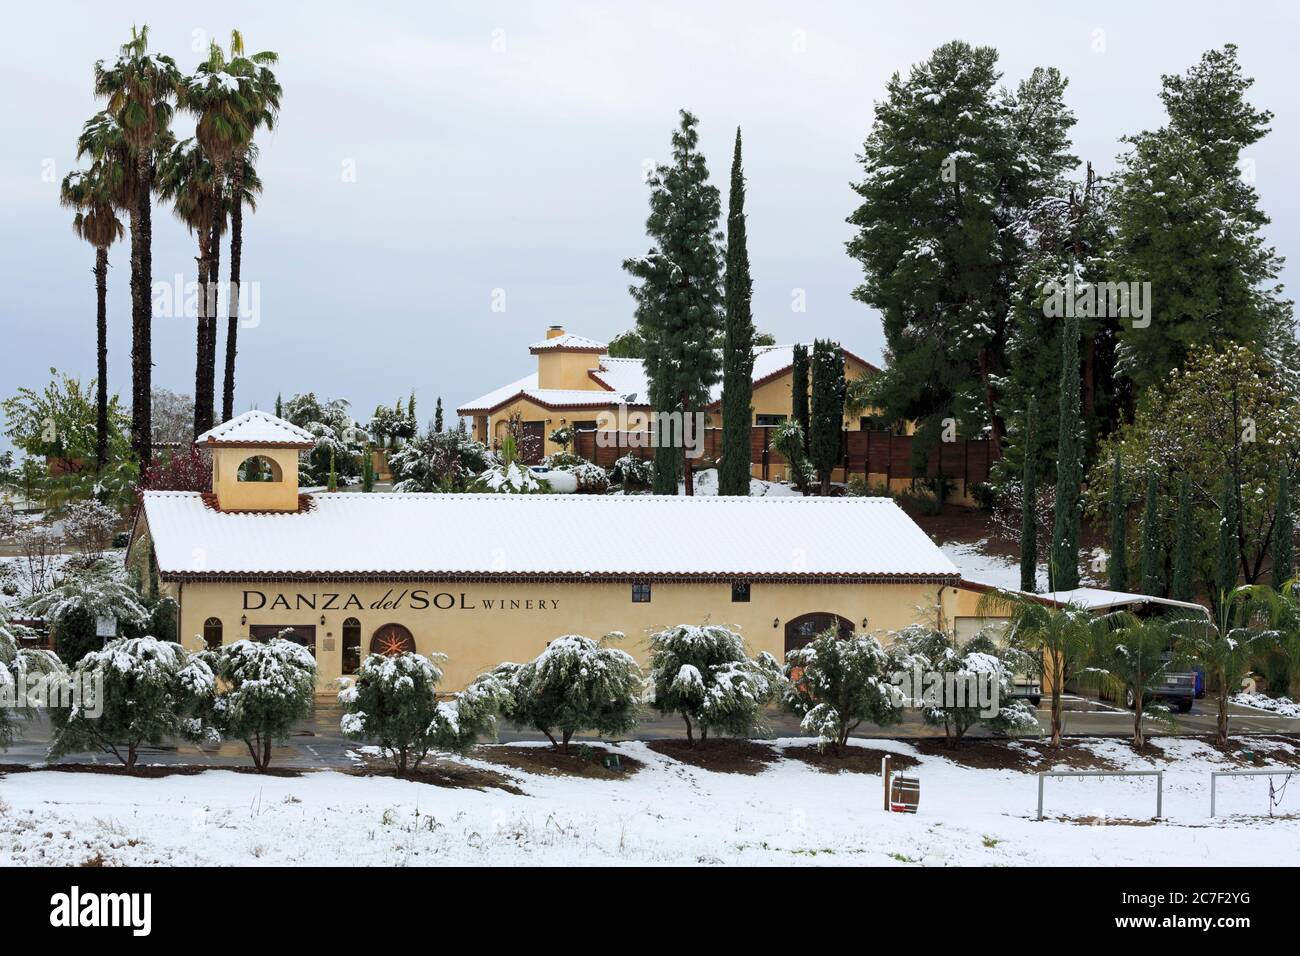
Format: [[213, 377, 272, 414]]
[[677, 468, 802, 498], [1232, 693, 1300, 718], [2, 736, 1298, 866]]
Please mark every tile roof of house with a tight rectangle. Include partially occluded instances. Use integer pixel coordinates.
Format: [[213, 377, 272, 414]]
[[140, 491, 960, 581]]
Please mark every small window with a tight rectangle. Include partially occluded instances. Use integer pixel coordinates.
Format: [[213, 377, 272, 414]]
[[203, 617, 223, 650], [731, 581, 750, 603], [755, 414, 786, 427], [631, 581, 651, 603], [341, 617, 362, 675], [237, 455, 282, 482]]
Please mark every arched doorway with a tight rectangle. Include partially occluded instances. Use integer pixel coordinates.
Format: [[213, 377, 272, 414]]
[[370, 623, 416, 656], [784, 613, 855, 656]]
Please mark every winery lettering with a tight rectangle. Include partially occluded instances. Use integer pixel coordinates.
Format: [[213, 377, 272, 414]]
[[242, 589, 560, 612]]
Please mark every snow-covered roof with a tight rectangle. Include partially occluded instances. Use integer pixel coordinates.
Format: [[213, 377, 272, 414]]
[[1041, 587, 1211, 617], [195, 410, 315, 448], [456, 372, 644, 414], [528, 333, 608, 352], [139, 492, 960, 582]]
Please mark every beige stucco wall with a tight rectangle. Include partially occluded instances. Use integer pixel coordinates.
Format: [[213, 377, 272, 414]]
[[175, 577, 954, 692], [536, 349, 603, 389], [212, 446, 301, 511]]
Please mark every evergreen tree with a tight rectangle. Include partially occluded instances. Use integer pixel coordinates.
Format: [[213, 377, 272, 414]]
[[1273, 469, 1293, 588], [809, 340, 846, 495], [1107, 451, 1128, 591], [1216, 472, 1240, 612], [791, 344, 810, 452], [434, 397, 444, 434], [719, 127, 755, 497], [1020, 396, 1038, 592], [1110, 45, 1290, 394], [847, 45, 1078, 457], [1171, 472, 1195, 601], [1050, 310, 1081, 591], [624, 110, 724, 496], [361, 446, 375, 493], [274, 392, 282, 418], [1140, 473, 1163, 596]]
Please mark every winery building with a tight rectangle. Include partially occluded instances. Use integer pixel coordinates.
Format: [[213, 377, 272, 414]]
[[128, 410, 964, 691]]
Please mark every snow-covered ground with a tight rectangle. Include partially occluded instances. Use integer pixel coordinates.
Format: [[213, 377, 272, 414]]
[[2, 736, 1297, 866], [1233, 693, 1300, 718], [677, 468, 801, 497]]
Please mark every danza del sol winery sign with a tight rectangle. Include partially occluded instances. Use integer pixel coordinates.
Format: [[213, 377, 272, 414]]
[[241, 589, 560, 612]]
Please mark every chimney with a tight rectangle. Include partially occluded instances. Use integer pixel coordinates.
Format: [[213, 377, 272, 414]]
[[546, 325, 565, 340]]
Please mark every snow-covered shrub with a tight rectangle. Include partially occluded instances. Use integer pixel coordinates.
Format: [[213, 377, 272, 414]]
[[782, 628, 900, 753], [207, 639, 317, 771], [470, 461, 551, 494], [609, 454, 654, 490], [281, 393, 369, 486], [542, 451, 585, 469], [890, 625, 1037, 746], [62, 500, 120, 556], [648, 624, 781, 745], [0, 606, 64, 749], [772, 419, 813, 492], [339, 651, 508, 775], [562, 461, 610, 494], [389, 431, 496, 493], [49, 636, 215, 768], [548, 425, 574, 451], [496, 635, 643, 751], [24, 558, 149, 665]]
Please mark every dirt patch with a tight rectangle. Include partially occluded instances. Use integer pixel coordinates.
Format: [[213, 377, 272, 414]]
[[646, 738, 779, 775], [350, 758, 524, 795], [0, 762, 306, 778], [782, 744, 920, 775], [913, 738, 1120, 772], [475, 744, 643, 780], [1049, 815, 1162, 827]]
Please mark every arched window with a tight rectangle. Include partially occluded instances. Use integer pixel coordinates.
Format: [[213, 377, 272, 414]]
[[203, 617, 223, 650], [237, 455, 283, 482], [370, 623, 416, 657], [342, 618, 362, 675]]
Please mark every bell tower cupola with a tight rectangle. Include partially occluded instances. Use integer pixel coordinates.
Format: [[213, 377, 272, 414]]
[[196, 410, 316, 513]]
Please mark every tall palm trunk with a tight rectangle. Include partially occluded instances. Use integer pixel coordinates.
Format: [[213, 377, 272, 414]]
[[222, 156, 244, 423], [94, 246, 109, 471], [207, 164, 222, 421], [130, 151, 153, 465], [192, 225, 213, 437]]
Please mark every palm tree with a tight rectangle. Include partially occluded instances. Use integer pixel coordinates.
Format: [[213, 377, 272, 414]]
[[93, 25, 181, 465], [221, 32, 281, 423], [1172, 589, 1270, 747], [181, 37, 258, 432], [1084, 615, 1177, 749], [1238, 578, 1300, 698], [156, 139, 219, 438], [60, 163, 124, 471]]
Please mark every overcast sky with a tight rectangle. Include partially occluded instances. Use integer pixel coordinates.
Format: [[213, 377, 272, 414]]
[[3, 1, 1297, 445]]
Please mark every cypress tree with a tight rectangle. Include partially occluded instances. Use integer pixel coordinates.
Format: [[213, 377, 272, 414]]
[[623, 110, 725, 496], [809, 340, 846, 496], [434, 397, 444, 434], [1020, 396, 1038, 592], [1171, 473, 1194, 601], [1107, 451, 1127, 591], [1274, 469, 1293, 588], [361, 447, 375, 493], [1050, 310, 1081, 592], [1140, 473, 1163, 596], [1216, 472, 1240, 611], [275, 392, 283, 418], [791, 344, 810, 453], [719, 127, 755, 497]]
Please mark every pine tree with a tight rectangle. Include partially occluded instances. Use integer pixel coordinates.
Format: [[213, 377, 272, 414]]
[[624, 110, 724, 496], [1107, 451, 1127, 591], [1216, 472, 1240, 612], [810, 340, 846, 495], [719, 127, 755, 497], [434, 397, 444, 434], [1020, 396, 1038, 592], [1140, 473, 1163, 596], [1273, 469, 1293, 588], [1050, 310, 1081, 591], [1172, 473, 1195, 601], [791, 344, 810, 452]]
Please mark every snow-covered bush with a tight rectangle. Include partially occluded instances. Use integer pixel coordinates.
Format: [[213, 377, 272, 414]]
[[62, 500, 120, 556], [281, 393, 369, 486], [49, 636, 216, 768], [609, 454, 654, 490], [890, 625, 1038, 746], [206, 639, 317, 771], [772, 419, 813, 492], [648, 624, 781, 745], [339, 651, 508, 775], [24, 558, 148, 665], [562, 460, 610, 494], [389, 431, 496, 493], [548, 425, 574, 451], [0, 606, 64, 749], [470, 461, 551, 494], [496, 635, 643, 751], [782, 628, 900, 753]]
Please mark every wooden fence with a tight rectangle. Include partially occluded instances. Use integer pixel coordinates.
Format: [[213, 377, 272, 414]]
[[573, 427, 998, 486]]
